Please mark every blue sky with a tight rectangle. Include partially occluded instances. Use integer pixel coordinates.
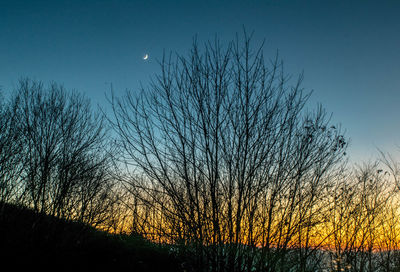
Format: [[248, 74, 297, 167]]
[[1, 0, 399, 164]]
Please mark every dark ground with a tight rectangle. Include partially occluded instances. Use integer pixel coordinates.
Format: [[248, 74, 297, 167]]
[[0, 203, 184, 271]]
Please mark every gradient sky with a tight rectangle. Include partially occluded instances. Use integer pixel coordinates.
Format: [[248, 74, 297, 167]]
[[1, 0, 399, 164]]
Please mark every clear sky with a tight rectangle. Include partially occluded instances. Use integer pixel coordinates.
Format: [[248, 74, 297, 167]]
[[1, 0, 399, 164]]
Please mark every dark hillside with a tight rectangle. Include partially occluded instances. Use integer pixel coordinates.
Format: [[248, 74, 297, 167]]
[[0, 203, 183, 271]]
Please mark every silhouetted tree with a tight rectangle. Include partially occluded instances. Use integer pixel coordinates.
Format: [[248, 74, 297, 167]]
[[325, 162, 394, 272], [10, 79, 116, 227], [111, 32, 347, 272], [0, 90, 25, 208]]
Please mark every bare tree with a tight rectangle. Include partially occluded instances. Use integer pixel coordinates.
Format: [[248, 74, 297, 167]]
[[111, 33, 347, 272], [376, 195, 400, 272], [0, 91, 25, 208], [325, 162, 394, 272], [10, 79, 116, 227]]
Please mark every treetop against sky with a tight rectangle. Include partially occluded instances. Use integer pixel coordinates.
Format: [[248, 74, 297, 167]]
[[0, 0, 399, 162]]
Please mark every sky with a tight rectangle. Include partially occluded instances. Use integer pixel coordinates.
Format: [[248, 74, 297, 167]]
[[0, 0, 399, 164]]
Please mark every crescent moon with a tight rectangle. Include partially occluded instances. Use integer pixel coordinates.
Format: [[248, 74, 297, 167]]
[[143, 54, 149, 60]]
